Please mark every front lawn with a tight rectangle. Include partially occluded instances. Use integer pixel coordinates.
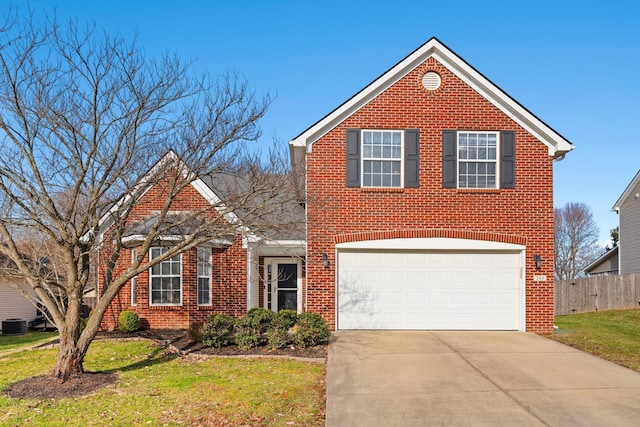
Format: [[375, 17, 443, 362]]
[[0, 339, 325, 426], [550, 309, 640, 372], [0, 331, 58, 352]]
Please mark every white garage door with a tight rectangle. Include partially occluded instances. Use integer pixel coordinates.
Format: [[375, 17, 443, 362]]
[[337, 249, 522, 330]]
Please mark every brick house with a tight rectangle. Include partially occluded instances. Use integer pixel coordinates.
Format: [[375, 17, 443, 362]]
[[100, 155, 305, 330], [290, 37, 572, 334], [101, 38, 572, 334]]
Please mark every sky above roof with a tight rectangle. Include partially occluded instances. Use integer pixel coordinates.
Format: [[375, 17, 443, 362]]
[[25, 0, 640, 244]]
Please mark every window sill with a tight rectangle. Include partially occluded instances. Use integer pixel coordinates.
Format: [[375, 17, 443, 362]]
[[456, 188, 501, 194], [359, 187, 405, 193], [149, 304, 183, 309]]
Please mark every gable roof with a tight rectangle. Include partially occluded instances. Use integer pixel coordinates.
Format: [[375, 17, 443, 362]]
[[289, 37, 574, 159], [97, 150, 305, 246], [584, 246, 618, 274], [613, 170, 640, 211]]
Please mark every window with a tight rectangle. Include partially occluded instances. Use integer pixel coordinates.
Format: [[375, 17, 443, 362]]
[[149, 247, 181, 305], [442, 130, 514, 189], [131, 248, 137, 306], [197, 247, 212, 306], [362, 130, 403, 187], [457, 132, 499, 189], [346, 129, 419, 188]]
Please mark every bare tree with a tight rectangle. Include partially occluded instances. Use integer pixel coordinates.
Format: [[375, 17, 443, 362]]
[[554, 202, 602, 280], [0, 11, 297, 381]]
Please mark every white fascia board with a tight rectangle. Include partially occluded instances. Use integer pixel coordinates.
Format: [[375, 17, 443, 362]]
[[190, 178, 258, 243], [256, 240, 306, 257], [97, 151, 181, 232], [190, 178, 241, 225], [583, 246, 618, 272], [612, 170, 640, 212], [289, 44, 429, 153], [431, 51, 574, 158], [289, 39, 574, 158], [336, 237, 525, 251]]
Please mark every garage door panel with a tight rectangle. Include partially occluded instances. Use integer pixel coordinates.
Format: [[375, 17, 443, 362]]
[[338, 249, 522, 330]]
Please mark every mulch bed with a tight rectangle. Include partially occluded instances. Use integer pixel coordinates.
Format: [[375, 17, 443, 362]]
[[4, 329, 327, 400], [96, 328, 328, 359], [4, 372, 119, 400]]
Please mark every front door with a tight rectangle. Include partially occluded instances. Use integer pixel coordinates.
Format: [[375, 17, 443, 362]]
[[266, 259, 300, 312], [275, 262, 298, 311]]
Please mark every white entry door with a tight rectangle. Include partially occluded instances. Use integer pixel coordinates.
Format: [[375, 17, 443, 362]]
[[265, 259, 302, 313]]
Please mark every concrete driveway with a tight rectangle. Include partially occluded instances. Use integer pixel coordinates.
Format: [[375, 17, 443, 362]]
[[326, 331, 640, 426]]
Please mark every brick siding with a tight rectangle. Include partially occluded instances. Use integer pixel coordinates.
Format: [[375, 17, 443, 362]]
[[305, 57, 555, 334]]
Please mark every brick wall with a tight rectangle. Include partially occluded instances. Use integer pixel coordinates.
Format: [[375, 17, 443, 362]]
[[100, 172, 248, 330], [305, 57, 555, 334]]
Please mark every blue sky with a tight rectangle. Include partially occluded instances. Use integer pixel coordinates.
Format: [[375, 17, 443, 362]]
[[24, 1, 640, 243]]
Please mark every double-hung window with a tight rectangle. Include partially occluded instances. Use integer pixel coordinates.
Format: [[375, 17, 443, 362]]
[[197, 247, 212, 306], [457, 132, 499, 189], [362, 130, 403, 187], [149, 247, 181, 305]]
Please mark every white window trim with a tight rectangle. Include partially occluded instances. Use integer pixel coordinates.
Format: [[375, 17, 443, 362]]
[[457, 130, 500, 189], [148, 247, 183, 307], [263, 258, 303, 313], [131, 248, 137, 306], [197, 247, 212, 306], [361, 129, 404, 188]]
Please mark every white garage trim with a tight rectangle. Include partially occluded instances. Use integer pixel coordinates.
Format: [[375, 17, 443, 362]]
[[335, 238, 526, 331], [336, 237, 525, 251]]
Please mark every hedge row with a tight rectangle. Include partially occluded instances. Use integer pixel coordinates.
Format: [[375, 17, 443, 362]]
[[198, 308, 330, 350]]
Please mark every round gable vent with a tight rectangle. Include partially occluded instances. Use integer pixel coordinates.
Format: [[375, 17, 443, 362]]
[[422, 72, 441, 90]]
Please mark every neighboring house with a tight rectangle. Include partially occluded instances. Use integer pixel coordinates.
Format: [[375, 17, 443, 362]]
[[0, 277, 37, 329], [100, 37, 573, 334], [0, 256, 39, 329], [584, 246, 619, 276], [612, 170, 640, 274]]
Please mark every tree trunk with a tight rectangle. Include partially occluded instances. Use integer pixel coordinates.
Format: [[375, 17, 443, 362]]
[[48, 293, 91, 382], [50, 335, 86, 381]]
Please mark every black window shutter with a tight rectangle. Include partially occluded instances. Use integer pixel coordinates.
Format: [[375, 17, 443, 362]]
[[442, 130, 457, 188], [500, 130, 515, 189], [404, 129, 420, 188], [346, 129, 361, 187]]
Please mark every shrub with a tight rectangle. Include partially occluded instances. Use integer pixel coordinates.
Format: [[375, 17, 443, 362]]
[[187, 322, 203, 342], [234, 316, 261, 350], [246, 307, 274, 332], [275, 309, 298, 329], [267, 314, 291, 349], [293, 312, 330, 348], [202, 313, 235, 348], [118, 310, 139, 333]]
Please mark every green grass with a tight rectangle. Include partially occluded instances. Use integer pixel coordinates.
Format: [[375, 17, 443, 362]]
[[550, 309, 640, 372], [0, 331, 58, 352], [0, 339, 325, 426]]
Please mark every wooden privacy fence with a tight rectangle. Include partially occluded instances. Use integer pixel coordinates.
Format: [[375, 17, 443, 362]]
[[555, 274, 640, 315]]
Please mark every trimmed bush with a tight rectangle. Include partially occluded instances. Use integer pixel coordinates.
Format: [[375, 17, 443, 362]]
[[234, 316, 261, 350], [246, 307, 275, 332], [118, 310, 139, 333], [293, 312, 330, 348], [267, 314, 291, 350], [202, 313, 235, 348], [275, 309, 298, 329]]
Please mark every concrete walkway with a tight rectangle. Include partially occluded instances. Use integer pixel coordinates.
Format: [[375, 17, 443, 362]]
[[326, 331, 640, 426]]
